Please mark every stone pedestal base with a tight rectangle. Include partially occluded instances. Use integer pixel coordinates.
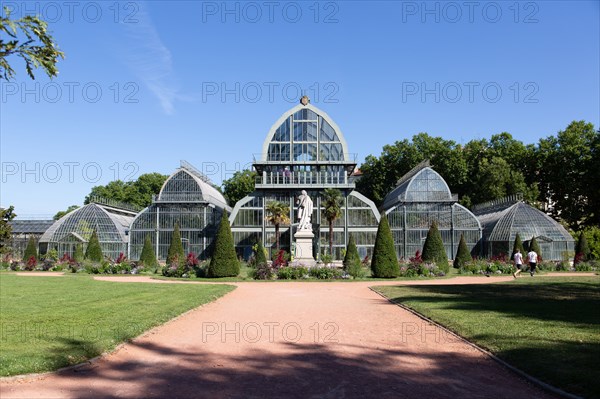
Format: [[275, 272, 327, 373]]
[[294, 230, 316, 267]]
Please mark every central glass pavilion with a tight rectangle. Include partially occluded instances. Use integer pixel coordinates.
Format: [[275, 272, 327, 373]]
[[230, 99, 381, 260]]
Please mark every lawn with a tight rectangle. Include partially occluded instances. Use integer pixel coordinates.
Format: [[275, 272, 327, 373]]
[[373, 277, 600, 399], [0, 274, 234, 376]]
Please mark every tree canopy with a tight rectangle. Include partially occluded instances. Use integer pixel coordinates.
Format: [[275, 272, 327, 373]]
[[53, 205, 79, 221], [222, 170, 256, 206], [356, 122, 599, 229], [0, 206, 16, 254], [0, 6, 64, 80], [85, 173, 168, 209]]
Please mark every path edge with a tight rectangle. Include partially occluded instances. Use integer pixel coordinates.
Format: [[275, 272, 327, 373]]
[[369, 286, 583, 399]]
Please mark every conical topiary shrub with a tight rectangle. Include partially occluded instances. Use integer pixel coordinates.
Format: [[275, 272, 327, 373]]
[[575, 232, 590, 262], [511, 233, 525, 259], [139, 234, 158, 268], [166, 223, 185, 266], [371, 215, 399, 278], [343, 233, 360, 270], [254, 239, 268, 266], [85, 230, 103, 262], [453, 233, 471, 269], [422, 221, 448, 272], [73, 244, 84, 262], [528, 236, 541, 258], [207, 212, 240, 277], [23, 236, 38, 262]]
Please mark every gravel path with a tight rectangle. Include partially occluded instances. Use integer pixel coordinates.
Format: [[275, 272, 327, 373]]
[[1, 275, 583, 398]]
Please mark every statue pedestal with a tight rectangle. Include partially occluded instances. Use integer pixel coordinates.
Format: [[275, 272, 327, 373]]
[[294, 230, 316, 267]]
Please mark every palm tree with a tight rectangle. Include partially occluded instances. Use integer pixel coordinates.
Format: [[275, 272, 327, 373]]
[[265, 201, 290, 251], [322, 188, 344, 258]]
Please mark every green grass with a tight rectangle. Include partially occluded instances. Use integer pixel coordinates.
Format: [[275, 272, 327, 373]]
[[0, 274, 235, 376], [373, 277, 600, 399]]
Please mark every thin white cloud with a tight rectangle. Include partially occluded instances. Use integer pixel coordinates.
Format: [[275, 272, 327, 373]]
[[123, 2, 178, 114]]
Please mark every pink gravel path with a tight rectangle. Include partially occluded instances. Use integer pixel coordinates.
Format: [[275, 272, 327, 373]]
[[0, 275, 584, 398]]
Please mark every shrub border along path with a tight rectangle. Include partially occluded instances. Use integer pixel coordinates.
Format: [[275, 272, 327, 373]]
[[1, 274, 593, 398]]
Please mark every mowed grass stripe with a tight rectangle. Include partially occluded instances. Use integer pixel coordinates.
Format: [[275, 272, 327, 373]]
[[373, 277, 600, 399], [0, 274, 234, 376]]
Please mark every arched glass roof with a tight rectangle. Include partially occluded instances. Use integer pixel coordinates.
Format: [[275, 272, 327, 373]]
[[476, 202, 574, 243], [40, 203, 133, 244], [382, 166, 453, 210], [261, 103, 350, 163], [158, 164, 228, 209]]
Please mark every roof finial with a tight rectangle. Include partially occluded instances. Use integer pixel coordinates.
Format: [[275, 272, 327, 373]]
[[300, 95, 310, 106]]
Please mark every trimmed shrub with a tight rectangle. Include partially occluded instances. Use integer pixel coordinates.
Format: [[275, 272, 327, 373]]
[[139, 235, 158, 269], [22, 236, 37, 262], [371, 214, 399, 278], [422, 221, 448, 273], [575, 232, 590, 263], [73, 244, 84, 262], [84, 230, 103, 262], [453, 233, 471, 269], [166, 223, 185, 267], [528, 236, 541, 258], [511, 233, 525, 259], [254, 240, 267, 267], [207, 212, 240, 277], [343, 234, 360, 270]]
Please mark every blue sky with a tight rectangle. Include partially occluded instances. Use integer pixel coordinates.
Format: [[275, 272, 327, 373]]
[[1, 0, 599, 217]]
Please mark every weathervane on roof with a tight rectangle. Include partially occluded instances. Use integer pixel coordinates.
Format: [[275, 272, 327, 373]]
[[300, 95, 310, 106]]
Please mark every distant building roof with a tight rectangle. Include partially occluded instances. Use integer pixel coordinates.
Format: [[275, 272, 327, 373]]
[[8, 220, 54, 234]]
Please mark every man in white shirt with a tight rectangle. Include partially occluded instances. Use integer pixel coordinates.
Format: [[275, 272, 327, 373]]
[[513, 249, 524, 278], [527, 249, 538, 276]]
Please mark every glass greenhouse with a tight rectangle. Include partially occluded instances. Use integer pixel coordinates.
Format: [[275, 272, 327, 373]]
[[382, 162, 482, 260], [473, 196, 575, 260], [230, 99, 381, 260], [39, 200, 136, 260], [128, 161, 230, 261]]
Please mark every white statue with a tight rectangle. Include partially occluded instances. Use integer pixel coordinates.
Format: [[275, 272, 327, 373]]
[[297, 190, 313, 231]]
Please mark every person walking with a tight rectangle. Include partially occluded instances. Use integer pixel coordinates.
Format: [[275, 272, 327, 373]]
[[513, 249, 524, 278], [527, 248, 538, 276]]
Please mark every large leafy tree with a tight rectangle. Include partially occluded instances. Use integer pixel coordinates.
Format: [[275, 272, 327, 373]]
[[536, 121, 599, 228], [53, 205, 79, 221], [222, 170, 256, 206], [0, 6, 64, 80], [85, 173, 168, 208], [265, 201, 290, 251], [0, 206, 16, 254], [207, 212, 239, 277], [321, 188, 343, 257]]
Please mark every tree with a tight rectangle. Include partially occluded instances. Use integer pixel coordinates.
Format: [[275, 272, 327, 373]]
[[22, 235, 37, 262], [53, 205, 79, 221], [0, 205, 16, 254], [166, 223, 184, 266], [85, 173, 168, 209], [139, 235, 158, 268], [0, 6, 64, 80], [511, 233, 525, 259], [453, 233, 471, 269], [371, 215, 399, 278], [528, 236, 541, 258], [344, 233, 362, 271], [422, 221, 448, 272], [321, 188, 343, 257], [536, 121, 599, 228], [222, 170, 256, 205], [575, 232, 590, 262], [265, 201, 290, 251], [207, 212, 239, 277], [84, 230, 103, 262]]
